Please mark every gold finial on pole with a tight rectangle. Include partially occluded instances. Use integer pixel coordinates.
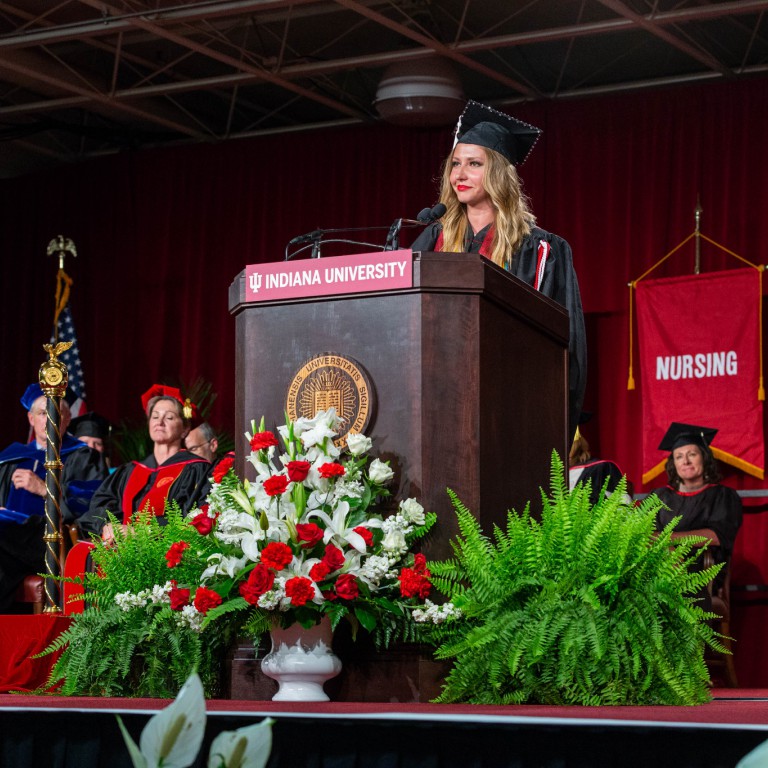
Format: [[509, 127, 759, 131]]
[[694, 197, 703, 275], [46, 235, 77, 271], [38, 340, 73, 613]]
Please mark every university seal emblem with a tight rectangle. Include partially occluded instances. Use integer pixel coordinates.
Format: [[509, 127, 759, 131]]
[[286, 354, 374, 444]]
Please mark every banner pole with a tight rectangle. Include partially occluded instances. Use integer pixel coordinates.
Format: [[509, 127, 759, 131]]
[[694, 197, 703, 275]]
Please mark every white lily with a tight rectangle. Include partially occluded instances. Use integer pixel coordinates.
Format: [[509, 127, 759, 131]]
[[306, 501, 378, 554], [207, 718, 274, 768], [201, 553, 249, 582]]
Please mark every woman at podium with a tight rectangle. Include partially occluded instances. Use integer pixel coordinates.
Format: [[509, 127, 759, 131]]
[[410, 100, 586, 439]]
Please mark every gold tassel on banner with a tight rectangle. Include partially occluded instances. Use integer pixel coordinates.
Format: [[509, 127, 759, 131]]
[[627, 281, 636, 390]]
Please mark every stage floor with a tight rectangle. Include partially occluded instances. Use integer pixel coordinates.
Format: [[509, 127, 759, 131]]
[[3, 688, 768, 768]]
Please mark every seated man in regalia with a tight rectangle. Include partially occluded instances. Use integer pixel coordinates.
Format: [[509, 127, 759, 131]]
[[0, 383, 108, 612]]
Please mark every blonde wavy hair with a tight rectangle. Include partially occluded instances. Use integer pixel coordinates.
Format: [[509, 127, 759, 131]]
[[437, 145, 536, 269]]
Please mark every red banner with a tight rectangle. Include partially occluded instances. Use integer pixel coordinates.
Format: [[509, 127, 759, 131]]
[[636, 267, 764, 483]]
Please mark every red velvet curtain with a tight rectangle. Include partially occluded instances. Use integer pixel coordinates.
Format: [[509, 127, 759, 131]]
[[2, 77, 768, 681]]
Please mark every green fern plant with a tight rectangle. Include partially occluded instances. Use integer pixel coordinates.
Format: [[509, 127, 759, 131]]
[[41, 504, 243, 697], [423, 452, 725, 706]]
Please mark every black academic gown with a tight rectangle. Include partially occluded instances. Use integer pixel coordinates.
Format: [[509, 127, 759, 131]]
[[0, 436, 107, 612], [652, 483, 743, 594], [78, 450, 212, 537], [569, 459, 626, 506], [411, 223, 587, 440]]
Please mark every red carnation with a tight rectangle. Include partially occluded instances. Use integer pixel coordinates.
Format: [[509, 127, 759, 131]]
[[169, 582, 190, 611], [239, 563, 275, 605], [335, 573, 359, 600], [260, 541, 293, 571], [193, 586, 222, 615], [190, 512, 214, 536], [309, 561, 331, 582], [263, 474, 289, 497], [213, 456, 235, 483], [353, 526, 374, 548], [165, 541, 190, 568], [287, 460, 311, 482], [250, 431, 279, 451], [322, 543, 345, 572], [399, 566, 432, 599], [318, 462, 345, 479], [296, 523, 324, 548], [285, 576, 315, 607], [413, 553, 428, 573]]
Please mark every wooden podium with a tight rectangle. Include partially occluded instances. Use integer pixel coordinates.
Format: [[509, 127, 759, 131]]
[[227, 250, 570, 701]]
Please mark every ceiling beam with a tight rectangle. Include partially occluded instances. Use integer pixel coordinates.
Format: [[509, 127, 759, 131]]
[[594, 0, 734, 76], [73, 0, 363, 119]]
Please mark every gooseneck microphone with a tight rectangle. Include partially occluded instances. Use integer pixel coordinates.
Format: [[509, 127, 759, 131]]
[[417, 203, 447, 224]]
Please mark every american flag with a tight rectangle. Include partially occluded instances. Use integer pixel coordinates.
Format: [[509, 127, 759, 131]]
[[53, 305, 88, 418]]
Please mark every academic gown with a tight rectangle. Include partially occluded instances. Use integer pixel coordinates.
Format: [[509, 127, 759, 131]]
[[652, 483, 743, 594], [411, 223, 587, 440], [0, 436, 108, 612], [569, 459, 629, 506], [78, 450, 212, 537]]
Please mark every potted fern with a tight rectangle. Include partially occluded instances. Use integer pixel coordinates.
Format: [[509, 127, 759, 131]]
[[423, 453, 725, 706], [42, 504, 243, 697]]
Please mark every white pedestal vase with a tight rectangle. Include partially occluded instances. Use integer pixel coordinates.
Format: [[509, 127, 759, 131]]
[[260, 616, 342, 701]]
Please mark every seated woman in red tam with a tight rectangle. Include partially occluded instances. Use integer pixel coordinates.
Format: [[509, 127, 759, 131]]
[[78, 384, 212, 544]]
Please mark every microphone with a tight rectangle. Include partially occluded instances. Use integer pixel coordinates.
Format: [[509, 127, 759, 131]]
[[417, 203, 447, 223], [385, 218, 404, 251], [287, 229, 323, 246]]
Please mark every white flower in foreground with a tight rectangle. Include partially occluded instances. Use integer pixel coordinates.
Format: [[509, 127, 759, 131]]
[[368, 458, 394, 484], [118, 672, 206, 768], [208, 718, 274, 768], [399, 498, 425, 526], [737, 737, 768, 768], [346, 432, 372, 456]]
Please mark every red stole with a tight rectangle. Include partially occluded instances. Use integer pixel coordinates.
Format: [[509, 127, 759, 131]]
[[122, 458, 201, 523]]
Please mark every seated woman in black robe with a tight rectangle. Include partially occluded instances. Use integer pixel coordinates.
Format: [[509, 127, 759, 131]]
[[410, 100, 586, 440], [650, 422, 742, 597], [79, 384, 212, 543]]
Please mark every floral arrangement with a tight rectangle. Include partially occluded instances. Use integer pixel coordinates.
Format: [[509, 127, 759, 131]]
[[43, 408, 449, 697], [175, 408, 446, 645]]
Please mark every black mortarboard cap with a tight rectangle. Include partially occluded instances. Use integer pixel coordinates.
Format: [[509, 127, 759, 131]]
[[658, 422, 718, 453], [454, 100, 541, 165], [69, 412, 111, 441]]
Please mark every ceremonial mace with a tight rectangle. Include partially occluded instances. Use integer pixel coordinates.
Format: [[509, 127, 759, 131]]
[[39, 235, 78, 612]]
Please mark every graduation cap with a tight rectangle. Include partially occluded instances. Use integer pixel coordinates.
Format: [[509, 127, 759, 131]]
[[70, 412, 111, 441], [453, 100, 542, 165], [20, 383, 43, 411], [658, 422, 718, 453]]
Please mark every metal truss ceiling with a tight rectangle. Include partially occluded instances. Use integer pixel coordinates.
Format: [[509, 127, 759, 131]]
[[1, 0, 767, 176]]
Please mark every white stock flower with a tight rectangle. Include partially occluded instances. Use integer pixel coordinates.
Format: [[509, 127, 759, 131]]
[[346, 432, 372, 456], [358, 554, 394, 588], [177, 605, 204, 632], [399, 498, 425, 526], [368, 458, 394, 485], [412, 600, 462, 624]]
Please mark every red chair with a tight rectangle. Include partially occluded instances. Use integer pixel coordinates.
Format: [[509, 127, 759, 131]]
[[13, 575, 45, 614]]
